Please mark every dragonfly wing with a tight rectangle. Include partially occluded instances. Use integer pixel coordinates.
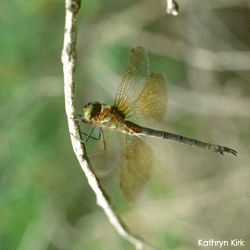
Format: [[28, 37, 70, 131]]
[[125, 72, 168, 128], [90, 127, 122, 177], [115, 46, 168, 128], [120, 133, 153, 202], [115, 46, 150, 112]]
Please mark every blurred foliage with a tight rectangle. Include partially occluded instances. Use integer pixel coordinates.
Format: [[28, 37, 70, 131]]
[[1, 0, 250, 249]]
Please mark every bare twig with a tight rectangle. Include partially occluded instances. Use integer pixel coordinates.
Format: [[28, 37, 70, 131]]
[[166, 0, 179, 16], [61, 1, 162, 249]]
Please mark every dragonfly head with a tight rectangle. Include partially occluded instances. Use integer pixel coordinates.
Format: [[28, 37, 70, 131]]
[[81, 102, 102, 124]]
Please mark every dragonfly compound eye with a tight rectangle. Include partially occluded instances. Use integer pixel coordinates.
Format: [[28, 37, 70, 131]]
[[90, 102, 102, 119], [82, 102, 102, 123]]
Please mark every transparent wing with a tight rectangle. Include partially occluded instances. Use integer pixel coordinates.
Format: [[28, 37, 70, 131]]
[[115, 46, 168, 128], [124, 72, 168, 128], [115, 46, 150, 114], [120, 134, 153, 202], [90, 127, 122, 177]]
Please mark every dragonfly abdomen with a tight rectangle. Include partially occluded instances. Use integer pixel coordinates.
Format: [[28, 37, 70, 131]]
[[140, 127, 237, 156], [124, 120, 142, 134]]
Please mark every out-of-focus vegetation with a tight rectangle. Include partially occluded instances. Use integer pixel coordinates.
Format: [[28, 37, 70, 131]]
[[1, 0, 249, 249]]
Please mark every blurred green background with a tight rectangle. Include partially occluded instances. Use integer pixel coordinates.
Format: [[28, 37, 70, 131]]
[[1, 0, 250, 249]]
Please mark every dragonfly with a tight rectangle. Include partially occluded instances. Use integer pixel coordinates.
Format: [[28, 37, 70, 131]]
[[78, 46, 237, 202]]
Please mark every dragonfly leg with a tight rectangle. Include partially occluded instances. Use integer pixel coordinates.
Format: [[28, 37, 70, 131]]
[[101, 128, 106, 151], [84, 128, 106, 157], [67, 114, 83, 122], [70, 133, 85, 144], [70, 125, 96, 144], [80, 131, 101, 141], [74, 118, 82, 122], [80, 126, 104, 141], [70, 126, 107, 157], [83, 125, 96, 143], [68, 114, 85, 123]]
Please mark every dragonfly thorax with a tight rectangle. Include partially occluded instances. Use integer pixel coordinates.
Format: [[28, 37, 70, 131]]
[[82, 102, 102, 124]]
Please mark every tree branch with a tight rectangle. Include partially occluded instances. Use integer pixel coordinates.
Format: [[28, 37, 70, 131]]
[[61, 1, 162, 249], [166, 0, 179, 16]]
